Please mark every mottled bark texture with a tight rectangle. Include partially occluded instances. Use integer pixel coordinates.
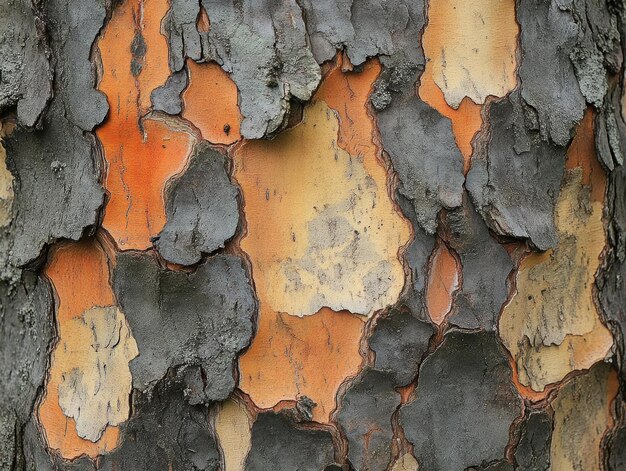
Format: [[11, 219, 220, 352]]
[[1, 0, 626, 470]]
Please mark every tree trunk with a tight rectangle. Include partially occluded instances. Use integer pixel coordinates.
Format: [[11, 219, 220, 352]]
[[1, 0, 626, 469]]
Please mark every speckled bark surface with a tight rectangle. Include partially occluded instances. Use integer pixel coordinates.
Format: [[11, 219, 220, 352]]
[[2, 0, 626, 469]]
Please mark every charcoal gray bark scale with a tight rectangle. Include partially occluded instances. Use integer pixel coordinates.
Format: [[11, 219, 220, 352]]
[[378, 96, 465, 234], [0, 272, 53, 470], [336, 368, 399, 471], [156, 143, 240, 266], [397, 193, 436, 319], [517, 0, 586, 147], [2, 0, 107, 268], [466, 91, 567, 251], [514, 411, 553, 471], [246, 411, 337, 470], [443, 194, 514, 331], [399, 331, 522, 471], [0, 0, 51, 128], [113, 252, 256, 402], [151, 69, 188, 116], [99, 372, 221, 471]]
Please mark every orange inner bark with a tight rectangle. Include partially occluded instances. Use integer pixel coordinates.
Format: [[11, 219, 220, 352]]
[[239, 307, 365, 423], [566, 109, 606, 201], [97, 0, 194, 250], [182, 60, 242, 145], [38, 238, 120, 459], [426, 242, 460, 325]]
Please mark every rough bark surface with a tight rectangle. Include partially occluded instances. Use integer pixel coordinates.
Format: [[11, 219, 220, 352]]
[[1, 0, 626, 470]]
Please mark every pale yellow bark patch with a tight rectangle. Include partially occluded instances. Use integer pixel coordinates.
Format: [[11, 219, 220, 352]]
[[391, 453, 419, 471], [56, 306, 138, 442], [500, 168, 613, 391], [234, 100, 410, 317], [214, 399, 253, 471], [550, 363, 618, 471], [422, 0, 519, 109]]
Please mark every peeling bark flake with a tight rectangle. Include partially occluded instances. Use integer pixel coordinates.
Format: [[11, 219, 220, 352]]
[[499, 111, 613, 392], [56, 306, 138, 443]]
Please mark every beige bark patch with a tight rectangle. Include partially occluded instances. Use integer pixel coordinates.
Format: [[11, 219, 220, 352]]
[[0, 136, 13, 227], [500, 114, 613, 392], [550, 362, 618, 470], [56, 306, 138, 442], [422, 0, 518, 109], [235, 99, 409, 317], [391, 453, 419, 471], [500, 168, 613, 391], [237, 61, 402, 423], [214, 399, 253, 471]]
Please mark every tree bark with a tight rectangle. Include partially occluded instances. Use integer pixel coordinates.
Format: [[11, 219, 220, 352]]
[[1, 0, 626, 470]]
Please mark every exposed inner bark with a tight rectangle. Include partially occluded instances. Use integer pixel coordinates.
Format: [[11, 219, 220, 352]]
[[1, 0, 625, 469]]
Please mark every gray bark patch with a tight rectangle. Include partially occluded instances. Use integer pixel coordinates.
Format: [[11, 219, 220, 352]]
[[466, 92, 567, 251], [164, 0, 203, 72], [517, 0, 585, 146], [156, 143, 239, 265], [195, 0, 320, 138], [0, 271, 53, 469], [245, 411, 336, 471], [336, 368, 400, 471], [300, 0, 426, 84], [443, 194, 514, 330], [151, 69, 188, 115], [2, 0, 108, 267], [336, 308, 432, 470], [397, 193, 435, 319], [399, 331, 522, 471], [514, 411, 552, 471], [369, 309, 434, 387], [378, 95, 465, 234], [99, 373, 221, 471], [113, 252, 256, 401], [4, 102, 104, 267], [0, 0, 51, 128]]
